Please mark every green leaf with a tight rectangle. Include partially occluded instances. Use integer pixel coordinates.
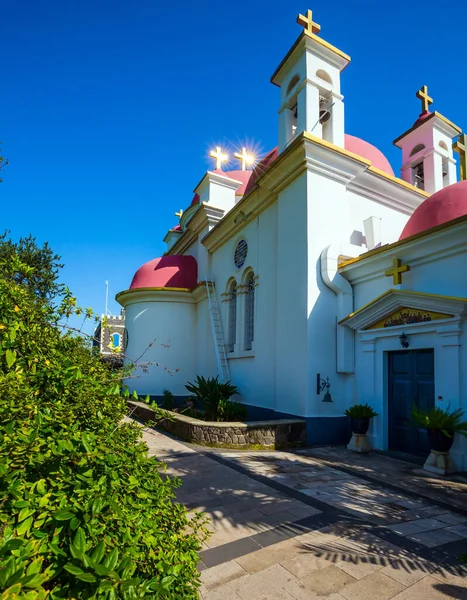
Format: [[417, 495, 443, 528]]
[[63, 563, 84, 576], [104, 548, 119, 570], [52, 509, 75, 521], [26, 557, 44, 577], [90, 540, 105, 563], [73, 528, 86, 553], [75, 572, 97, 583], [18, 507, 35, 523], [5, 349, 16, 368], [17, 516, 33, 536]]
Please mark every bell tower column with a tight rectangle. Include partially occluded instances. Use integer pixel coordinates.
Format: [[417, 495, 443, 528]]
[[394, 86, 462, 194], [272, 8, 350, 153]]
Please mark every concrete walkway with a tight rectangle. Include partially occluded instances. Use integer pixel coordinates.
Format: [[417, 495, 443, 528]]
[[135, 421, 467, 600]]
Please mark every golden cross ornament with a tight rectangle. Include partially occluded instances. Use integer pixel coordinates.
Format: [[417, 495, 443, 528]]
[[453, 133, 467, 181], [175, 209, 183, 218], [296, 9, 321, 35], [210, 147, 228, 170], [416, 85, 433, 114], [234, 147, 254, 171], [385, 258, 410, 285]]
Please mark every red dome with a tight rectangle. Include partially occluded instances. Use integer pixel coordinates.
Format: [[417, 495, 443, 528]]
[[213, 169, 253, 195], [399, 180, 467, 240], [344, 134, 394, 176], [130, 255, 198, 290]]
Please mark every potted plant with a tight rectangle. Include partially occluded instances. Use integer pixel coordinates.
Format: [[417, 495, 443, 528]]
[[411, 406, 467, 453], [344, 403, 379, 435]]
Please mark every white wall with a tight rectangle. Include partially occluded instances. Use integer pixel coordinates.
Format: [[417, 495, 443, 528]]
[[349, 238, 467, 469], [123, 297, 197, 396]]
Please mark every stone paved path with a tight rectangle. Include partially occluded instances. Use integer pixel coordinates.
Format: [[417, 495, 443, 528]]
[[133, 420, 467, 600]]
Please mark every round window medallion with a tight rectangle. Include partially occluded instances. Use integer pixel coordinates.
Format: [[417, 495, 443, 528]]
[[234, 239, 248, 269]]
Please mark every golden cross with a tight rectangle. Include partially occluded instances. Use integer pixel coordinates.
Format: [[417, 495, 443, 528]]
[[453, 133, 467, 181], [210, 146, 228, 170], [296, 9, 321, 35], [234, 147, 253, 171], [416, 85, 433, 114], [175, 209, 183, 218], [385, 258, 410, 285]]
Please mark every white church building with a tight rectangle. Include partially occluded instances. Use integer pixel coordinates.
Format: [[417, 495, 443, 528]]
[[117, 10, 467, 470]]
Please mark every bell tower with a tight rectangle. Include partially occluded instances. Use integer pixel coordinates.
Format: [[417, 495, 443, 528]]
[[393, 86, 461, 194], [271, 8, 350, 153]]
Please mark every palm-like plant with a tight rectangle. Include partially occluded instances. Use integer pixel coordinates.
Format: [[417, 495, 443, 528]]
[[412, 406, 467, 438], [185, 376, 238, 421]]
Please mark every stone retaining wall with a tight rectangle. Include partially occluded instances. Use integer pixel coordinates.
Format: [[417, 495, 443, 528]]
[[127, 401, 306, 449]]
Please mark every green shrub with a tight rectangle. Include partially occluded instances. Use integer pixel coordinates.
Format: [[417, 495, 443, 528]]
[[218, 399, 247, 422], [0, 239, 207, 599], [161, 389, 175, 410], [411, 405, 467, 438], [185, 376, 238, 421], [344, 403, 379, 419]]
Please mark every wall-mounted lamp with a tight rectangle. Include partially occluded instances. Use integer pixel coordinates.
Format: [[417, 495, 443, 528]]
[[399, 332, 409, 348], [317, 374, 332, 403]]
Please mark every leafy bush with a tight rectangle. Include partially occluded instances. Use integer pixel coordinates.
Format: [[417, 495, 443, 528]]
[[217, 399, 247, 422], [185, 376, 238, 422], [161, 389, 175, 410], [344, 403, 379, 419], [411, 406, 467, 438], [0, 238, 207, 599]]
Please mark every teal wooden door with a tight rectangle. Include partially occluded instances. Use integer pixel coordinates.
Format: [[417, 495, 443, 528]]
[[388, 349, 434, 455]]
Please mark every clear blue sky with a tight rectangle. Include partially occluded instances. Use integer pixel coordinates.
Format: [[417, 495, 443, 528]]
[[2, 1, 466, 330]]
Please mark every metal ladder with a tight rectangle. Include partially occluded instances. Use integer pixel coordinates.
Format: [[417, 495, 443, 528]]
[[206, 281, 230, 383]]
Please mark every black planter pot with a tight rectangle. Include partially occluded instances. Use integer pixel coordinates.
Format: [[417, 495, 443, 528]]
[[427, 429, 455, 453], [351, 417, 370, 435]]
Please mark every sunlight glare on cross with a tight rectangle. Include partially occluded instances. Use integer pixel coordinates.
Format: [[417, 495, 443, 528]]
[[210, 147, 229, 170], [234, 147, 255, 171]]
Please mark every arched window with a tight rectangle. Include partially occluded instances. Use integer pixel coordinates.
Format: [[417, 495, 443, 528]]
[[112, 333, 121, 348], [244, 273, 255, 351], [410, 144, 425, 157], [316, 69, 332, 85], [286, 74, 300, 95], [227, 282, 237, 353]]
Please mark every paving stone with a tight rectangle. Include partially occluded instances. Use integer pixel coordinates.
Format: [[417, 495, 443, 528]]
[[390, 575, 467, 600], [340, 571, 405, 600], [230, 564, 296, 600], [256, 589, 295, 600], [200, 583, 243, 600], [406, 518, 446, 532], [435, 512, 467, 525], [236, 538, 303, 574], [280, 550, 329, 578], [200, 560, 248, 590], [381, 554, 437, 586], [408, 528, 464, 548], [283, 564, 355, 600], [201, 537, 262, 568], [444, 524, 467, 538], [335, 554, 388, 580], [387, 522, 429, 537], [430, 563, 467, 587]]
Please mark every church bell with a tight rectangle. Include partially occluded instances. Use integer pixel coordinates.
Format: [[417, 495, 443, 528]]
[[319, 96, 332, 124]]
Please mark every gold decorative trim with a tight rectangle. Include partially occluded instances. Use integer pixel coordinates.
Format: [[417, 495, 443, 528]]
[[116, 286, 192, 301], [338, 212, 467, 269], [338, 289, 467, 325]]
